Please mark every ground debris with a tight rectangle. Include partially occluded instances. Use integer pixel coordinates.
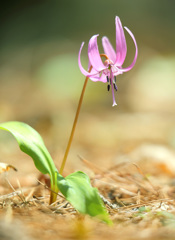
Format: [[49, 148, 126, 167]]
[[0, 157, 175, 239]]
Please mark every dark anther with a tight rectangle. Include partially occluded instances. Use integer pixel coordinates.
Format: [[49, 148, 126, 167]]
[[113, 83, 118, 91], [107, 84, 110, 91], [114, 76, 117, 82], [106, 76, 109, 83]]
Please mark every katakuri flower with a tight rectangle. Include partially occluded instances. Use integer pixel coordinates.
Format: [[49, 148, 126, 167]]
[[78, 16, 138, 106]]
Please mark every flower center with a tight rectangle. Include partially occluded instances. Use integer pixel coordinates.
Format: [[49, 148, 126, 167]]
[[99, 53, 118, 106], [104, 59, 114, 67], [101, 57, 118, 92]]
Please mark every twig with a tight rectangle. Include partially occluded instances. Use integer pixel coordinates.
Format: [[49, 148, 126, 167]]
[[0, 191, 24, 200], [99, 193, 119, 209]]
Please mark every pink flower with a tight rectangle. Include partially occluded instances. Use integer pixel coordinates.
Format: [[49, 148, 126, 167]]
[[78, 16, 138, 106]]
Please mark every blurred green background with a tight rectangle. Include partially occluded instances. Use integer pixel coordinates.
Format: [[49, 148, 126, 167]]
[[0, 0, 175, 171]]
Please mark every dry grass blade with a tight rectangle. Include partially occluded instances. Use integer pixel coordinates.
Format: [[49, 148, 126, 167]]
[[36, 179, 65, 199], [5, 177, 25, 203], [78, 155, 104, 174]]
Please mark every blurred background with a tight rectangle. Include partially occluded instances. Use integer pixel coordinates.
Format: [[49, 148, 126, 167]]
[[0, 0, 175, 175]]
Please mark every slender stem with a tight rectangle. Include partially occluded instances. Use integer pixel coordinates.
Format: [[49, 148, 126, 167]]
[[49, 172, 59, 204], [100, 54, 109, 59], [59, 69, 92, 174]]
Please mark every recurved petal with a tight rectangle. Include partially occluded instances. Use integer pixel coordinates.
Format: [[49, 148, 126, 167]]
[[115, 16, 127, 66], [120, 27, 138, 72], [88, 35, 106, 72], [89, 69, 107, 83], [97, 72, 107, 83], [88, 66, 101, 82], [78, 42, 100, 78], [102, 37, 116, 63]]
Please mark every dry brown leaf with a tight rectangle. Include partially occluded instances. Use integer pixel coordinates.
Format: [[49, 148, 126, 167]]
[[0, 162, 17, 173]]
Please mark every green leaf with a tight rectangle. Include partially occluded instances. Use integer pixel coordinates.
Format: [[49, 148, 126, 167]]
[[0, 121, 57, 186], [57, 171, 112, 224], [0, 122, 111, 222]]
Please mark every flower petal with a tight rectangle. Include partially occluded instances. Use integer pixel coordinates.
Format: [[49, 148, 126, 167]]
[[102, 37, 116, 63], [78, 42, 100, 78], [88, 67, 100, 81], [88, 35, 106, 72], [120, 27, 138, 72], [97, 73, 107, 83], [87, 69, 107, 82], [115, 16, 127, 66]]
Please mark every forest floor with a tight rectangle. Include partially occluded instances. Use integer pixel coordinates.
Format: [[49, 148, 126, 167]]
[[1, 82, 175, 240], [1, 138, 175, 240]]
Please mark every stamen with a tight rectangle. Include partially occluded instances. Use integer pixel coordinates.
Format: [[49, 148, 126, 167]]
[[106, 76, 109, 83], [107, 84, 110, 91], [114, 76, 117, 82], [113, 83, 118, 91]]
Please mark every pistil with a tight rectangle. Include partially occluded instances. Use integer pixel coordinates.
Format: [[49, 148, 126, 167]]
[[110, 70, 117, 107], [106, 71, 117, 105]]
